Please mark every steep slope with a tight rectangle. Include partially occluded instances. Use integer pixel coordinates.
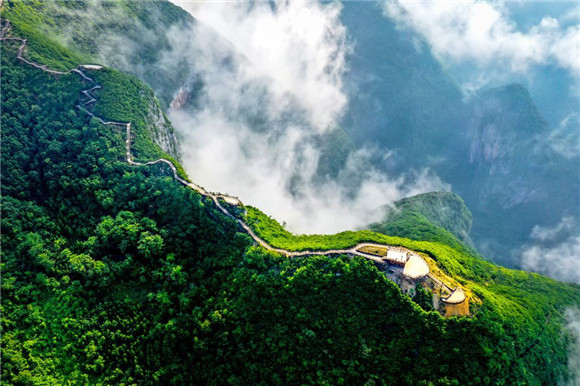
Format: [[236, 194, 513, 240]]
[[2, 4, 580, 385], [369, 192, 475, 252], [7, 0, 195, 108], [339, 1, 466, 172], [1, 0, 183, 160], [463, 84, 580, 264], [2, 0, 363, 195], [339, 3, 579, 267]]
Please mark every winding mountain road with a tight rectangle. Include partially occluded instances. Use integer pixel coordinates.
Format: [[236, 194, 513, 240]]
[[1, 19, 438, 283]]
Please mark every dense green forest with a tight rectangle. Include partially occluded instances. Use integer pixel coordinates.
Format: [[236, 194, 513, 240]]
[[2, 2, 580, 384], [370, 192, 475, 250], [1, 0, 195, 107]]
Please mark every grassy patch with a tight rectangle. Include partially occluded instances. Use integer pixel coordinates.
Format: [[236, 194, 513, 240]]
[[245, 204, 580, 324], [357, 245, 388, 256]]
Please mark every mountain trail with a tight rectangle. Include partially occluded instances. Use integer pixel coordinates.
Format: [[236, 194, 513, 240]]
[[0, 19, 463, 300]]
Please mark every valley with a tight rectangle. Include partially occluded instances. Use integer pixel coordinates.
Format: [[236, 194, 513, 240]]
[[2, 2, 579, 384], [1, 17, 466, 315]]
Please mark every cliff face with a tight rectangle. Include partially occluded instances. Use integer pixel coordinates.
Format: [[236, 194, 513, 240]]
[[339, 2, 466, 172], [147, 98, 180, 160], [460, 84, 578, 265], [466, 84, 549, 209]]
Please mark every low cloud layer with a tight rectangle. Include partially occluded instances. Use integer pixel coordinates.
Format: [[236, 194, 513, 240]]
[[549, 113, 580, 158], [383, 1, 580, 75], [168, 1, 447, 234], [174, 0, 349, 133], [520, 216, 580, 284]]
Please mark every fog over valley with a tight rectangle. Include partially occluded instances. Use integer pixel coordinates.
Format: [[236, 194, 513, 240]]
[[2, 1, 580, 383], [167, 1, 448, 234], [167, 0, 579, 281]]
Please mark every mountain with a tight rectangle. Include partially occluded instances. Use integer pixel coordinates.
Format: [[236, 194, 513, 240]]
[[462, 84, 580, 263], [18, 0, 571, 268], [338, 2, 579, 267], [11, 2, 577, 269], [369, 192, 476, 253], [1, 0, 199, 108], [339, 2, 466, 173], [2, 1, 580, 384]]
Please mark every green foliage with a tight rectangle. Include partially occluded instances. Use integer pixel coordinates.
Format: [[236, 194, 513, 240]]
[[245, 205, 580, 384], [1, 0, 92, 69], [2, 0, 196, 107], [370, 192, 475, 251], [246, 205, 408, 251], [313, 126, 355, 180], [89, 69, 183, 167], [1, 46, 249, 383], [2, 5, 579, 385], [414, 285, 434, 312]]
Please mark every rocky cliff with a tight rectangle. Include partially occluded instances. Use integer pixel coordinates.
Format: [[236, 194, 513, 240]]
[[147, 97, 180, 160]]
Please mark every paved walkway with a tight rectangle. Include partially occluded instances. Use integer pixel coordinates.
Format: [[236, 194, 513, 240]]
[[1, 19, 441, 285]]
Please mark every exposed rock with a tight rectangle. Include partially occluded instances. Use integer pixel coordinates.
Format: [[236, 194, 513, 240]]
[[169, 85, 190, 112], [147, 98, 180, 160]]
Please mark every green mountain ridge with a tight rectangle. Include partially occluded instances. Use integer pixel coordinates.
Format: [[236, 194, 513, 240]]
[[13, 0, 574, 270], [370, 192, 475, 252], [2, 2, 580, 385], [5, 0, 196, 108]]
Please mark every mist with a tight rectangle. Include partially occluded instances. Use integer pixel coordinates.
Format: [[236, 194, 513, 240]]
[[167, 1, 447, 234], [35, 0, 448, 234], [382, 0, 580, 130], [520, 216, 580, 284]]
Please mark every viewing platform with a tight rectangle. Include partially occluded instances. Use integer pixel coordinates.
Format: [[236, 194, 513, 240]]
[[356, 245, 430, 279]]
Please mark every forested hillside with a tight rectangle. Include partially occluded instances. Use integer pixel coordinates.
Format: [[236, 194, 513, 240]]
[[6, 0, 579, 269], [0, 0, 196, 107], [2, 2, 580, 385], [370, 192, 475, 251]]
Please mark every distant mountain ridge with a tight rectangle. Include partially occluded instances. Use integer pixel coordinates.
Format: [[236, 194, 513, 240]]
[[2, 1, 580, 384], [338, 2, 579, 267]]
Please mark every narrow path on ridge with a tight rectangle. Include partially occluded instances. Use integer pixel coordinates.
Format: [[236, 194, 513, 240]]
[[1, 19, 449, 287]]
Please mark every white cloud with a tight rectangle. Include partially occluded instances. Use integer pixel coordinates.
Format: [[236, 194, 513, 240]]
[[530, 215, 576, 241], [561, 5, 580, 24], [521, 216, 580, 283], [383, 0, 580, 76], [549, 24, 580, 75], [547, 113, 580, 158], [166, 1, 447, 234], [172, 0, 349, 132]]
